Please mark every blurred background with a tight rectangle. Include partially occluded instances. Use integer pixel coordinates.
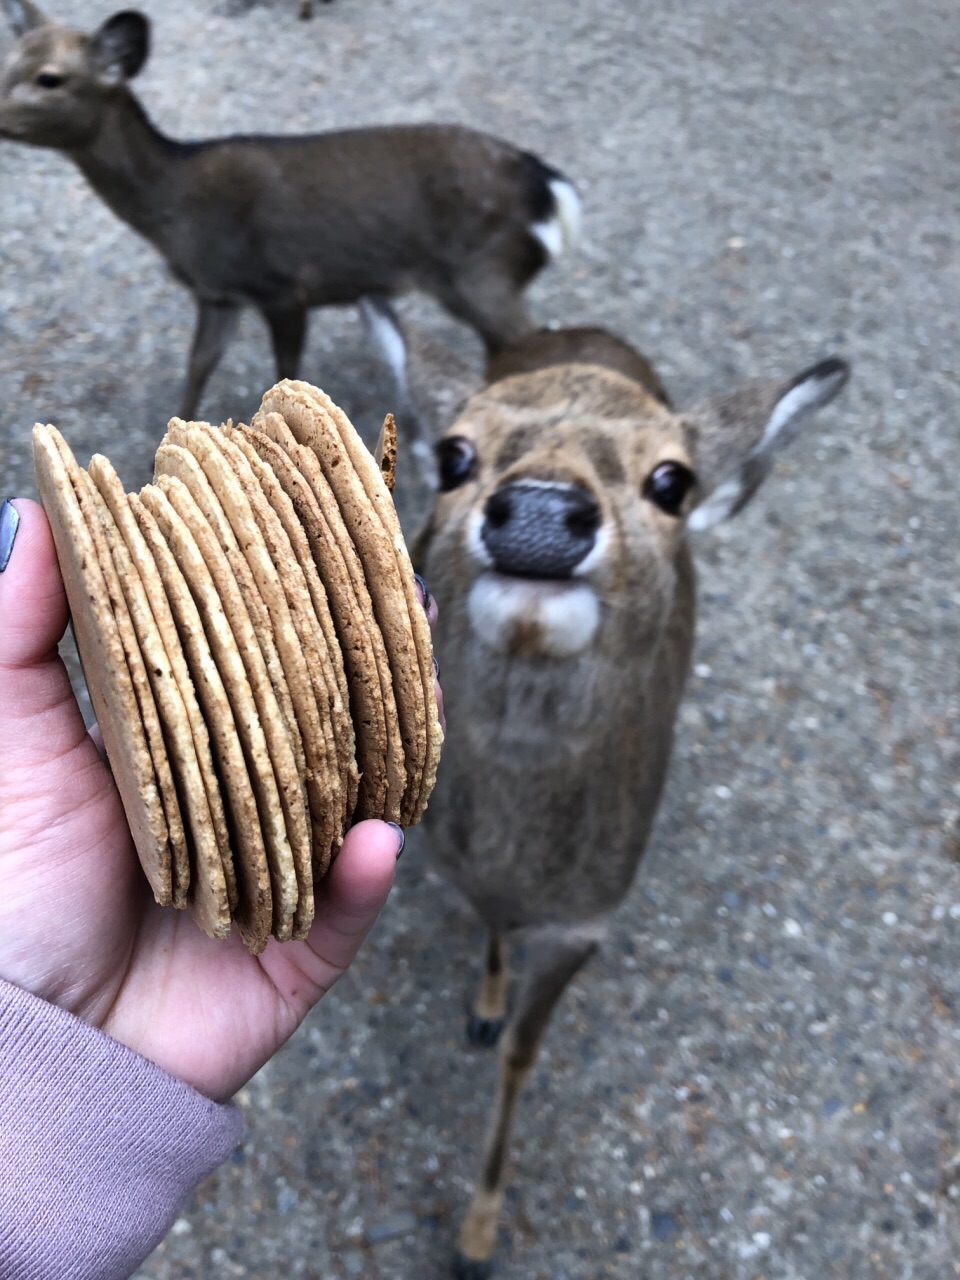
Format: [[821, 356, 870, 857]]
[[1, 0, 958, 1276]]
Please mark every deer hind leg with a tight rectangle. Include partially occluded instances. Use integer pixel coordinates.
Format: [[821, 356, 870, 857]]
[[455, 930, 597, 1278], [467, 933, 508, 1048], [359, 295, 434, 483], [180, 300, 241, 420], [262, 304, 308, 382]]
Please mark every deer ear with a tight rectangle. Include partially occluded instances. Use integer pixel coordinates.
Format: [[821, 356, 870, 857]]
[[89, 10, 150, 83], [683, 357, 850, 531], [3, 0, 47, 36]]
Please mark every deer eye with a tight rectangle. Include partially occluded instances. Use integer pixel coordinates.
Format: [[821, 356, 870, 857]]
[[435, 436, 478, 492], [643, 460, 696, 516], [35, 73, 65, 90]]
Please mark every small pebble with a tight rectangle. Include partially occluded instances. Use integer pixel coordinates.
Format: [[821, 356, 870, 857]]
[[365, 1211, 417, 1244]]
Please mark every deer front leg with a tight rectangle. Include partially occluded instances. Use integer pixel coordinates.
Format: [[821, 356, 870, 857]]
[[180, 299, 241, 420], [262, 304, 308, 382], [455, 931, 597, 1279], [467, 933, 508, 1048]]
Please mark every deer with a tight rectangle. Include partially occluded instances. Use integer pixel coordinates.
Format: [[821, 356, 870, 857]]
[[0, 3, 580, 470], [415, 325, 850, 1276]]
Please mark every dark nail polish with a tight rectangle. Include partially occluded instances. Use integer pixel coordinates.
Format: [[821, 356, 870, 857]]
[[0, 499, 20, 573], [414, 572, 431, 611], [387, 821, 405, 859], [433, 654, 441, 679]]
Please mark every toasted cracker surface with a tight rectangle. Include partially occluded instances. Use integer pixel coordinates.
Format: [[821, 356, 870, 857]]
[[167, 425, 327, 927], [227, 423, 359, 881], [251, 408, 401, 821], [130, 491, 273, 953], [231, 424, 357, 815], [258, 384, 424, 820], [375, 413, 398, 494], [308, 387, 443, 824], [33, 424, 174, 907], [154, 439, 309, 939], [208, 424, 338, 919], [157, 428, 308, 787], [72, 464, 193, 908], [90, 455, 236, 925], [142, 478, 291, 945]]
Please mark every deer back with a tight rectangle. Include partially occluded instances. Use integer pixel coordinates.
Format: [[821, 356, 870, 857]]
[[0, 8, 567, 308]]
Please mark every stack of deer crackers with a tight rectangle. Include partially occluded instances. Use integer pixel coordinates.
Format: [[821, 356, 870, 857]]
[[32, 380, 442, 954]]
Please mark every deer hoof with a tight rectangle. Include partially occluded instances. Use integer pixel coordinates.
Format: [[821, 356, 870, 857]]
[[453, 1251, 494, 1280], [466, 1014, 504, 1048]]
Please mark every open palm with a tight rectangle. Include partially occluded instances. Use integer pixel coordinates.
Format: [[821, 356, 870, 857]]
[[0, 499, 405, 1101]]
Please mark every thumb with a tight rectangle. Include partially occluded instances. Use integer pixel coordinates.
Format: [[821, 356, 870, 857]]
[[0, 498, 69, 671], [0, 497, 91, 824]]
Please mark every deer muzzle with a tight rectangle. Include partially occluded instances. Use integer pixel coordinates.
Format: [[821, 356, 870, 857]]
[[463, 480, 605, 658], [480, 481, 601, 580]]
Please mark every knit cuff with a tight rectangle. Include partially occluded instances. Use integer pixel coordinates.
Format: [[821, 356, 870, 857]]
[[0, 979, 243, 1280]]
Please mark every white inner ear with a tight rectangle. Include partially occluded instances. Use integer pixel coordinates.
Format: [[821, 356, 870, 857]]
[[758, 365, 847, 453], [686, 477, 742, 531], [689, 361, 847, 533]]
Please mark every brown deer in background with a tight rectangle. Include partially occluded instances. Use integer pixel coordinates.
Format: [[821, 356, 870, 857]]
[[0, 3, 580, 467], [416, 326, 849, 1276]]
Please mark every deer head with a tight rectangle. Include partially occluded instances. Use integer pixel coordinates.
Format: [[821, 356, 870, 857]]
[[0, 6, 149, 148], [421, 329, 849, 678]]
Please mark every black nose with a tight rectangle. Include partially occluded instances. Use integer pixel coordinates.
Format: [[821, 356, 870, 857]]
[[480, 482, 601, 579]]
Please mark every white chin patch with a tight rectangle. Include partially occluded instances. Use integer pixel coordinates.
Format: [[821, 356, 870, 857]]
[[467, 574, 600, 658]]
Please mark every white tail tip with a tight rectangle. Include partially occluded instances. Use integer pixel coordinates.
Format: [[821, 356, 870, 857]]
[[530, 177, 582, 261]]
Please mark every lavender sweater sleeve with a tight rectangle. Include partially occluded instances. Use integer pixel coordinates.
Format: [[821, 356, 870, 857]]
[[0, 979, 243, 1280]]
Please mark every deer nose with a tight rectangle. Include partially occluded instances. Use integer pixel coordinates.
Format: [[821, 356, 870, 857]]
[[480, 482, 601, 579]]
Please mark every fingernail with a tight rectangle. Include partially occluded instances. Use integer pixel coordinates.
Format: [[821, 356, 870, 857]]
[[0, 499, 20, 573], [414, 572, 431, 611], [387, 821, 405, 860], [433, 654, 440, 679]]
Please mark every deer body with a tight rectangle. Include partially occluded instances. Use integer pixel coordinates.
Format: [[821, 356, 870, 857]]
[[417, 328, 849, 1275], [0, 6, 579, 437], [72, 117, 561, 315], [428, 537, 695, 932]]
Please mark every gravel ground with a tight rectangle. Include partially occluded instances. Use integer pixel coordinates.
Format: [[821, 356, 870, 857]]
[[2, 1, 959, 1277]]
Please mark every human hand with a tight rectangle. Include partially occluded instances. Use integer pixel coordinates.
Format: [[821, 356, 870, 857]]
[[0, 498, 441, 1101]]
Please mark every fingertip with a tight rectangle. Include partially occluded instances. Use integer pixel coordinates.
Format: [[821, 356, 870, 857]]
[[328, 818, 399, 908], [414, 573, 439, 629]]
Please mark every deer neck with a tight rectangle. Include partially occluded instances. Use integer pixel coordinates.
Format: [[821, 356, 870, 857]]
[[69, 90, 184, 246]]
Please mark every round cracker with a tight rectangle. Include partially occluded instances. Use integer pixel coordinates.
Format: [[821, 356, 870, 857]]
[[203, 423, 340, 904], [153, 438, 310, 936], [90, 456, 237, 913], [142, 478, 298, 943], [258, 381, 431, 825], [129, 491, 274, 954], [261, 378, 437, 819], [162, 424, 332, 899], [250, 408, 404, 822], [226, 423, 359, 855], [304, 385, 442, 823], [72, 466, 193, 909], [157, 425, 308, 791], [88, 476, 230, 940], [374, 413, 398, 494], [32, 424, 174, 908]]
